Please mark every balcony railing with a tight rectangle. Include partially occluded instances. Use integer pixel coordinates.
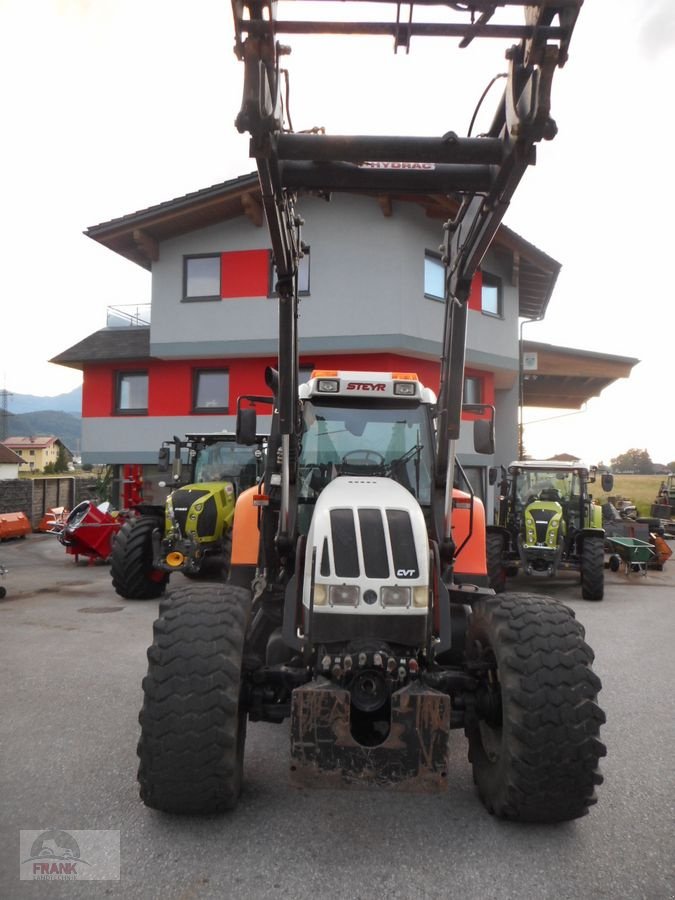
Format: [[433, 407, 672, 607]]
[[106, 304, 151, 327]]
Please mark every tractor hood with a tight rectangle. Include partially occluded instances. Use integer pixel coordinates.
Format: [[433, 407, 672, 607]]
[[301, 477, 430, 645]]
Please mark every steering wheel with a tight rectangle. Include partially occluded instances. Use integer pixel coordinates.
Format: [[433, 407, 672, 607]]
[[341, 450, 386, 468]]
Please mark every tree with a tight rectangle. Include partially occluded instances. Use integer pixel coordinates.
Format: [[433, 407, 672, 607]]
[[54, 444, 69, 473], [610, 448, 654, 474]]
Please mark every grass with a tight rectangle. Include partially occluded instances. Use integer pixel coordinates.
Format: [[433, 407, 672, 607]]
[[590, 474, 666, 516]]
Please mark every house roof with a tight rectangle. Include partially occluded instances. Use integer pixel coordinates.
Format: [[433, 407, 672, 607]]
[[84, 172, 560, 320], [50, 327, 151, 370], [4, 435, 59, 449], [522, 340, 640, 409], [0, 443, 24, 464]]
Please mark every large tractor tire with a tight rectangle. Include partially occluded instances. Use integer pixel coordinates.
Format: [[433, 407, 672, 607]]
[[111, 517, 168, 600], [486, 531, 507, 593], [137, 584, 251, 814], [465, 593, 606, 823], [580, 534, 605, 601]]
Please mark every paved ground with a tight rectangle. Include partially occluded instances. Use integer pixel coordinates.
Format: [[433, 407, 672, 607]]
[[0, 533, 673, 900]]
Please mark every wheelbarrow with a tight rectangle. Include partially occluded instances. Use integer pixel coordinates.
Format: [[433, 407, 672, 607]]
[[606, 536, 655, 576]]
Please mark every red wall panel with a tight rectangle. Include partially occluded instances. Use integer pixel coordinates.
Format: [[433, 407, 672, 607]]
[[82, 352, 493, 421], [82, 367, 113, 417], [221, 250, 269, 299], [468, 270, 483, 312]]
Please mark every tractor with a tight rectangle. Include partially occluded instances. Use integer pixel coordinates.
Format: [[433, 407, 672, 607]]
[[111, 432, 264, 599], [135, 0, 606, 823], [487, 460, 613, 601]]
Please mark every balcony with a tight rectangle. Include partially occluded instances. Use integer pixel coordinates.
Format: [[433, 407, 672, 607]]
[[106, 304, 151, 327]]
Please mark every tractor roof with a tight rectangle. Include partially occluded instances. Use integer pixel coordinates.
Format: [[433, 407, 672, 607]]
[[509, 459, 592, 475]]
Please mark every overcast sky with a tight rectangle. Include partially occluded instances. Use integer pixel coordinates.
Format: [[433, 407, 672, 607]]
[[2, 0, 674, 464]]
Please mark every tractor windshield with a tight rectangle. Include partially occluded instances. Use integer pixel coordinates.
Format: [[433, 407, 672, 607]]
[[194, 441, 260, 492], [298, 399, 434, 505], [514, 469, 584, 508]]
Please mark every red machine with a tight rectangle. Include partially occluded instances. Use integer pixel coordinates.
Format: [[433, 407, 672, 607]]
[[58, 501, 122, 564]]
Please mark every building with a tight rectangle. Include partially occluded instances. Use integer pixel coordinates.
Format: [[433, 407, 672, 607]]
[[51, 173, 638, 513], [1, 436, 71, 473], [0, 443, 24, 479]]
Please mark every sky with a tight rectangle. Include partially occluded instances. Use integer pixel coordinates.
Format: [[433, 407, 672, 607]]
[[1, 0, 674, 465]]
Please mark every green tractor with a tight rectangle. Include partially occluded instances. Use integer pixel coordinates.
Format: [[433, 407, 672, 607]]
[[487, 460, 613, 601], [111, 433, 264, 600]]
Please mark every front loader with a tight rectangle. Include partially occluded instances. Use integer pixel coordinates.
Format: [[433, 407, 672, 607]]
[[137, 0, 606, 823]]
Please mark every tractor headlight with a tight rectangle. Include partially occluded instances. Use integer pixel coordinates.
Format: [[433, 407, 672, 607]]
[[412, 586, 428, 608], [317, 379, 339, 393], [381, 586, 411, 608], [393, 381, 416, 396], [329, 584, 360, 607], [313, 584, 327, 606]]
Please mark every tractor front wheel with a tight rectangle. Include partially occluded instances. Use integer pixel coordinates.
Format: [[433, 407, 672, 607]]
[[137, 584, 251, 813], [465, 593, 606, 823], [581, 534, 605, 601], [111, 517, 168, 600]]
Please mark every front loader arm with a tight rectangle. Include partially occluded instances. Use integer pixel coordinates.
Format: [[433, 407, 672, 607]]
[[231, 0, 582, 551]]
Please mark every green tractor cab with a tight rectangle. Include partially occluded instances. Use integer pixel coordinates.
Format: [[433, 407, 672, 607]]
[[488, 461, 612, 601], [111, 433, 264, 600]]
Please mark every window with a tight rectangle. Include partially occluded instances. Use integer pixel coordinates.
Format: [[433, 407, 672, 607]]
[[193, 369, 229, 413], [269, 248, 311, 296], [116, 371, 148, 414], [459, 466, 486, 503], [424, 251, 445, 301], [463, 376, 482, 405], [481, 273, 502, 317], [184, 255, 220, 300]]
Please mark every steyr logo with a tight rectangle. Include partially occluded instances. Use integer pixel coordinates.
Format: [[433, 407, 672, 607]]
[[346, 382, 386, 391]]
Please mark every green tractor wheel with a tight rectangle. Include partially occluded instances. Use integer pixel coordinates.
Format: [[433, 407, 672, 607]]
[[486, 531, 507, 593], [581, 534, 605, 601]]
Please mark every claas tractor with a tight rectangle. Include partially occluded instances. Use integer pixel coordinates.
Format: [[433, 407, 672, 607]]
[[487, 461, 613, 601], [136, 0, 605, 823], [111, 432, 264, 599]]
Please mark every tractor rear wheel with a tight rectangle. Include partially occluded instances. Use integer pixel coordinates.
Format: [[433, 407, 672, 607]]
[[137, 584, 251, 813], [581, 534, 605, 601], [465, 593, 606, 823], [111, 517, 168, 600], [486, 531, 507, 593]]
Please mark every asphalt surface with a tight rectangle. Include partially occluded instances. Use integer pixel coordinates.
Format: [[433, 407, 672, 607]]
[[0, 533, 674, 900]]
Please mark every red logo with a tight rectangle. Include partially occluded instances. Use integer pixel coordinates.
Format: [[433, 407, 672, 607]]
[[346, 382, 386, 392]]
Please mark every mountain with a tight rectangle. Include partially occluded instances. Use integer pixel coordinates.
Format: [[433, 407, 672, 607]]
[[5, 387, 82, 415], [2, 411, 82, 454]]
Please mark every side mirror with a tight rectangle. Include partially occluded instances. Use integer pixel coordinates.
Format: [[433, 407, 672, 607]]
[[601, 472, 614, 492], [488, 466, 498, 486], [473, 419, 495, 455], [158, 446, 170, 473], [237, 407, 258, 445]]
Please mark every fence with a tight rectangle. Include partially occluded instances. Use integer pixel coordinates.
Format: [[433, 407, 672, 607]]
[[0, 477, 99, 529]]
